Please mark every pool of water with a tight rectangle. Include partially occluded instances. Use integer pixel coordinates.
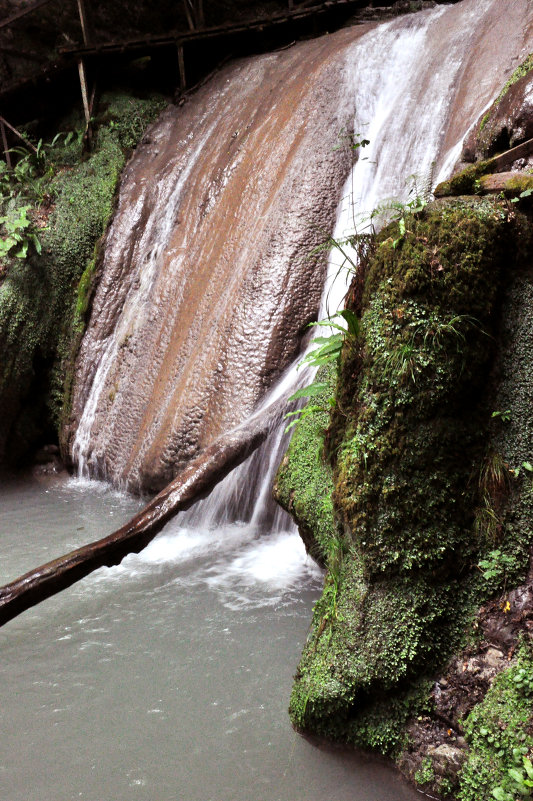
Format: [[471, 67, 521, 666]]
[[0, 475, 422, 801]]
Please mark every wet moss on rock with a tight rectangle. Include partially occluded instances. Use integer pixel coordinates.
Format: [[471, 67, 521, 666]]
[[433, 159, 494, 197], [0, 92, 166, 464], [274, 362, 340, 564], [283, 197, 531, 755]]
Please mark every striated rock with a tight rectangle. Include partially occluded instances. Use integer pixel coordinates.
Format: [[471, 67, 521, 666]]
[[66, 28, 364, 493], [463, 56, 533, 162]]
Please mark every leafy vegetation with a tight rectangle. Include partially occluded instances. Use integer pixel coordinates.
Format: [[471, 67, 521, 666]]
[[458, 638, 533, 801], [0, 92, 166, 462], [0, 205, 42, 260], [279, 195, 531, 758]]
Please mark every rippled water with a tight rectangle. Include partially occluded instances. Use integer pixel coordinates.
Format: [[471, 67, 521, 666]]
[[0, 476, 421, 801]]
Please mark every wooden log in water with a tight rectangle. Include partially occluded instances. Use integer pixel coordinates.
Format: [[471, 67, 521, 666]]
[[0, 397, 286, 627]]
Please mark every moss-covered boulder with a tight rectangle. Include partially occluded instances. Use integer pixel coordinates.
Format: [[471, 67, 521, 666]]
[[279, 196, 533, 757], [433, 159, 495, 197], [0, 92, 165, 464]]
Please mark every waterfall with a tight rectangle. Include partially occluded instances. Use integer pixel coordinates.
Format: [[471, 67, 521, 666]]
[[69, 0, 533, 526]]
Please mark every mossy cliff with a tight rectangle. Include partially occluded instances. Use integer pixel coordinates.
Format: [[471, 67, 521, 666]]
[[275, 196, 533, 793], [0, 92, 165, 465]]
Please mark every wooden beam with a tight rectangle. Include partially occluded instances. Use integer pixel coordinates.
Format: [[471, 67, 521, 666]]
[[0, 115, 37, 152], [0, 0, 55, 30], [197, 0, 205, 28], [182, 0, 195, 31]]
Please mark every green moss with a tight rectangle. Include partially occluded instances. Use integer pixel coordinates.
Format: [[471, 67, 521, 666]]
[[495, 54, 533, 105], [0, 91, 166, 462], [415, 755, 436, 786], [500, 174, 533, 196], [434, 159, 493, 197], [458, 637, 533, 801], [479, 112, 490, 132], [284, 197, 529, 752], [274, 363, 340, 563]]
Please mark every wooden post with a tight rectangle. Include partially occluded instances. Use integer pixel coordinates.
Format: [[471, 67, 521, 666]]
[[76, 0, 94, 45], [77, 58, 91, 124], [177, 43, 186, 92], [76, 0, 96, 145], [0, 119, 11, 169], [288, 0, 294, 9], [197, 0, 205, 28], [182, 0, 195, 31]]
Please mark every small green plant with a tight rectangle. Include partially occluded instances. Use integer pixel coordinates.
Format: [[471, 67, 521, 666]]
[[492, 409, 512, 423], [474, 451, 511, 544], [511, 188, 533, 204], [284, 309, 361, 431], [493, 755, 533, 800], [415, 755, 435, 786], [478, 548, 515, 592], [0, 205, 42, 260], [333, 129, 370, 155], [374, 170, 434, 248]]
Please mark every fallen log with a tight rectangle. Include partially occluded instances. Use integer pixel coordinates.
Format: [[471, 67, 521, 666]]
[[0, 396, 286, 627]]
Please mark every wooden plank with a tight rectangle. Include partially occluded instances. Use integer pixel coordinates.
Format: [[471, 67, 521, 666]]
[[491, 137, 533, 171], [0, 0, 55, 30]]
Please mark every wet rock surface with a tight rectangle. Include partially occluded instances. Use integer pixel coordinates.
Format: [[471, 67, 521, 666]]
[[66, 27, 366, 492], [463, 64, 533, 163]]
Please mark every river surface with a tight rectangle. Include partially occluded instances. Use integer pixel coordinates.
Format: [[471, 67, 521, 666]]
[[0, 476, 421, 801]]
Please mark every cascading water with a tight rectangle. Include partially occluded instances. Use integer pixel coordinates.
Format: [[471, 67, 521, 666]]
[[5, 4, 533, 801], [151, 0, 533, 542], [68, 30, 363, 493], [68, 0, 533, 504]]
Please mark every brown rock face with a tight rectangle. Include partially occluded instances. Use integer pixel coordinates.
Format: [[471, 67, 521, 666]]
[[463, 65, 533, 162], [66, 27, 367, 493]]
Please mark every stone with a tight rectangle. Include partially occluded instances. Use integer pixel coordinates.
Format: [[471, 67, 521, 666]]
[[428, 744, 467, 779], [462, 66, 533, 162], [484, 647, 505, 669]]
